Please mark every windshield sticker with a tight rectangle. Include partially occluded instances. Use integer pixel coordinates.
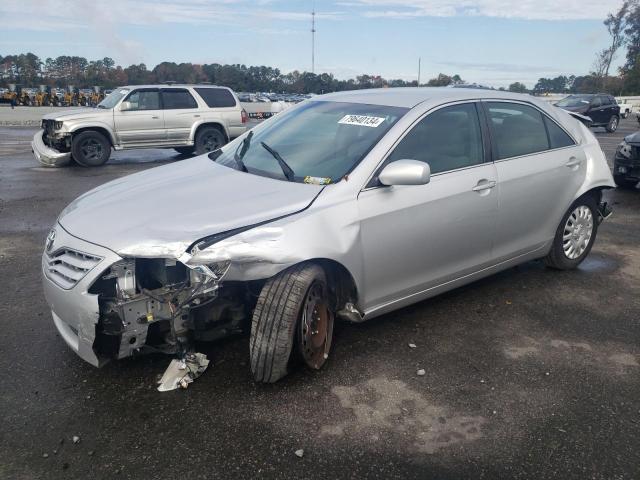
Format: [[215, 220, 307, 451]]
[[304, 176, 332, 185], [338, 115, 385, 128]]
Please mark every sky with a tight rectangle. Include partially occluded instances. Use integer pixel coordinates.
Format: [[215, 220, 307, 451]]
[[0, 0, 627, 88]]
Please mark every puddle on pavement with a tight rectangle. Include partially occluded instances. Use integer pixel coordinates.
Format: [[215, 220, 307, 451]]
[[577, 254, 619, 274]]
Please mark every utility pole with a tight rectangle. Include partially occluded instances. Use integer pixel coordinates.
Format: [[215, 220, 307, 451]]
[[418, 57, 421, 86], [311, 3, 316, 74]]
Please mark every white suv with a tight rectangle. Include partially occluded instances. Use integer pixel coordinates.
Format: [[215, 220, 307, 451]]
[[32, 84, 248, 167]]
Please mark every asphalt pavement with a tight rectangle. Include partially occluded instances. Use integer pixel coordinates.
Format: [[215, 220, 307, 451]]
[[0, 121, 639, 479]]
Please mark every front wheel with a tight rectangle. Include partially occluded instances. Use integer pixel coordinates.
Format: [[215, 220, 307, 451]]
[[72, 131, 111, 167], [606, 115, 619, 133], [250, 263, 334, 383], [545, 196, 599, 270]]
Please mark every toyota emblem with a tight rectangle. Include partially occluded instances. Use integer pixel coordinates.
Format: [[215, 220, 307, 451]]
[[46, 229, 56, 253]]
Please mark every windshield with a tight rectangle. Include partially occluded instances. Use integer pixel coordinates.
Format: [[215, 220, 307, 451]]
[[213, 101, 407, 183], [556, 96, 591, 108], [97, 88, 129, 109]]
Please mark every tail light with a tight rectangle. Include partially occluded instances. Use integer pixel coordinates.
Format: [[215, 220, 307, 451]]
[[241, 109, 248, 124]]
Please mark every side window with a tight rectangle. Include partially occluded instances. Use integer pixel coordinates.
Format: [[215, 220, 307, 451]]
[[161, 89, 197, 109], [591, 97, 602, 108], [194, 88, 238, 108], [125, 89, 160, 111], [385, 103, 484, 175], [544, 116, 575, 149], [486, 102, 549, 160]]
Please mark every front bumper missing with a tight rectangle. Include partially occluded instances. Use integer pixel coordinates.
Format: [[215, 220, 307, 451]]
[[31, 130, 72, 167]]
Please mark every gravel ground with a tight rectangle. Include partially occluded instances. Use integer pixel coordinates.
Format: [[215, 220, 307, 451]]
[[0, 120, 639, 480]]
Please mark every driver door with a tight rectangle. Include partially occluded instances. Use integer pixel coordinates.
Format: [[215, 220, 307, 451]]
[[357, 102, 498, 312], [114, 88, 166, 146]]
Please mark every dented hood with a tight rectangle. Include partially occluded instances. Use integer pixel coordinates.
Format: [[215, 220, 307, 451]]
[[58, 156, 324, 257]]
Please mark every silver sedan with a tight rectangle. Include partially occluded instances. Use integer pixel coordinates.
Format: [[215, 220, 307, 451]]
[[42, 88, 614, 382]]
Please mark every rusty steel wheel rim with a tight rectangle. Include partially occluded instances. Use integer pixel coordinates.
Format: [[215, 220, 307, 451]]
[[299, 281, 333, 369]]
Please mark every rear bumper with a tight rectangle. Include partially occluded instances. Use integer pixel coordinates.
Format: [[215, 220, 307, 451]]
[[228, 125, 248, 139], [31, 130, 72, 167]]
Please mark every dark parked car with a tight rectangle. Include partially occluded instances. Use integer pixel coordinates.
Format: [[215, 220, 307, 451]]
[[614, 133, 640, 188], [555, 94, 620, 133]]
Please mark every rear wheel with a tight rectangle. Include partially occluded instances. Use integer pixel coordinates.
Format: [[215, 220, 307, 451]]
[[545, 196, 598, 270], [194, 126, 226, 154], [606, 115, 619, 133], [72, 131, 111, 167], [250, 263, 334, 383]]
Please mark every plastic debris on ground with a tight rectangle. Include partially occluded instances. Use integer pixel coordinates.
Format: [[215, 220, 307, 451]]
[[157, 352, 210, 392]]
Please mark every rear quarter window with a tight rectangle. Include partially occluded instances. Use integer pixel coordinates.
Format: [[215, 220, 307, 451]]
[[194, 88, 238, 108], [543, 116, 575, 149]]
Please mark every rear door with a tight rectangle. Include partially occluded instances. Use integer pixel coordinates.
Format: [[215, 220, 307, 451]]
[[484, 101, 586, 262], [161, 88, 199, 144], [113, 88, 165, 146]]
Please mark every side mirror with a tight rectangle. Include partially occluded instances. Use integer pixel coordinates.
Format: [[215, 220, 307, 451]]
[[378, 160, 430, 186], [120, 101, 132, 111]]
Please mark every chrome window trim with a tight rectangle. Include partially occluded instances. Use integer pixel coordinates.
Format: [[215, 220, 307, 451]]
[[492, 144, 578, 164]]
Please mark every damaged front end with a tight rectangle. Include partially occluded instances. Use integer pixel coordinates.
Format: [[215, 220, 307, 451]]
[[32, 125, 72, 167], [87, 257, 256, 364]]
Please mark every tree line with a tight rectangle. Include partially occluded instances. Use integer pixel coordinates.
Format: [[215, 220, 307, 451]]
[[0, 53, 467, 94]]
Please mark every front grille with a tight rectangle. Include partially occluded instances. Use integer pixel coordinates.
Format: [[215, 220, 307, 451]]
[[45, 248, 103, 290]]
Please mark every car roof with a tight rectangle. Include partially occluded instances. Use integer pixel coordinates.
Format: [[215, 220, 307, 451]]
[[567, 93, 611, 97], [314, 87, 550, 108], [119, 84, 232, 90]]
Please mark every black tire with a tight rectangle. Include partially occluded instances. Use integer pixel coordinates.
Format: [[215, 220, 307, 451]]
[[194, 126, 226, 154], [71, 131, 111, 167], [545, 195, 599, 270], [606, 115, 619, 133], [174, 146, 195, 156], [614, 174, 638, 189], [250, 263, 334, 383]]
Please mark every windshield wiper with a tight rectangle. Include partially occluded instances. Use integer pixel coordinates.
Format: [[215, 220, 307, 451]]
[[233, 131, 253, 172], [260, 141, 295, 181]]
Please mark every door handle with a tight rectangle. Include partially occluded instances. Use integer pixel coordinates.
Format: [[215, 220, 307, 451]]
[[472, 180, 497, 192], [194, 114, 200, 118], [565, 157, 582, 168], [151, 116, 159, 119]]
